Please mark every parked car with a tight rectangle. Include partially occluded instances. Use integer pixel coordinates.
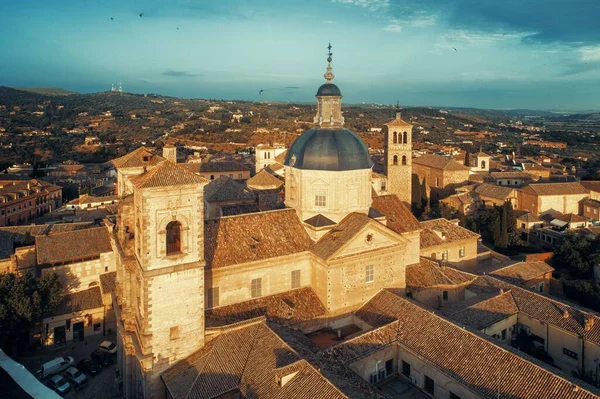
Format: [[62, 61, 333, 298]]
[[37, 356, 75, 378], [64, 367, 88, 389], [47, 374, 71, 395], [77, 358, 102, 376], [99, 340, 117, 354], [91, 349, 114, 367]]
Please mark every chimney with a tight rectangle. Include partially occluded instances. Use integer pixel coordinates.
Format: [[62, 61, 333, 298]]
[[395, 111, 402, 120], [163, 144, 177, 163], [585, 316, 595, 331], [432, 226, 446, 240]]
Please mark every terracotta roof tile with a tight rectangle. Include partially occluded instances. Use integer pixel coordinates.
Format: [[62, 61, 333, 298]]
[[204, 209, 312, 268], [406, 258, 476, 289], [110, 147, 165, 169], [581, 181, 600, 193], [517, 212, 542, 223], [448, 291, 519, 329], [303, 214, 336, 228], [419, 218, 479, 249], [35, 227, 112, 265], [200, 161, 249, 173], [490, 261, 554, 285], [311, 213, 371, 260], [246, 169, 284, 190], [413, 154, 470, 171], [521, 182, 589, 196], [50, 286, 103, 316], [353, 290, 599, 399], [554, 213, 588, 224], [99, 272, 116, 295], [162, 320, 347, 399], [490, 171, 534, 179], [204, 176, 255, 202], [385, 118, 413, 127], [131, 161, 210, 189], [475, 183, 516, 200], [206, 287, 326, 328], [371, 195, 421, 234]]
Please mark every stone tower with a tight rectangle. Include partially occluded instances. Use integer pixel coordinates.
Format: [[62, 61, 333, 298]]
[[116, 160, 208, 398], [162, 144, 177, 163], [384, 111, 413, 204]]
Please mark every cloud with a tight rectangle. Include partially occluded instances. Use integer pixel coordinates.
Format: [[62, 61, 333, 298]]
[[161, 70, 202, 78], [332, 0, 390, 12], [285, 86, 301, 89], [556, 46, 600, 76], [385, 13, 437, 33], [322, 20, 337, 24]]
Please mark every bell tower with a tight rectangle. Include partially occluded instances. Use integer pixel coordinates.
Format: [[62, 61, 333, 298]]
[[118, 160, 209, 398], [384, 110, 413, 204]]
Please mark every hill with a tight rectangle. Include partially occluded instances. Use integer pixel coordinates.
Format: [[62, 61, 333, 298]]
[[11, 87, 77, 96]]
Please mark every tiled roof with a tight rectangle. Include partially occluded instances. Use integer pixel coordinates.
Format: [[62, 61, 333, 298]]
[[204, 209, 312, 268], [204, 176, 255, 202], [440, 192, 475, 208], [371, 194, 421, 234], [385, 118, 412, 127], [311, 213, 371, 260], [220, 204, 260, 217], [554, 213, 588, 224], [583, 198, 600, 207], [490, 261, 554, 285], [110, 147, 165, 169], [517, 212, 542, 223], [246, 169, 283, 190], [420, 218, 479, 249], [303, 214, 336, 228], [521, 182, 589, 196], [35, 227, 112, 265], [131, 161, 209, 189], [162, 320, 347, 399], [476, 151, 490, 157], [413, 154, 470, 171], [206, 287, 326, 327], [475, 183, 516, 200], [448, 291, 519, 329], [581, 181, 600, 193], [352, 290, 599, 399], [274, 150, 288, 164], [99, 272, 116, 295], [200, 161, 249, 173], [406, 258, 476, 289], [490, 171, 534, 179], [50, 286, 103, 316]]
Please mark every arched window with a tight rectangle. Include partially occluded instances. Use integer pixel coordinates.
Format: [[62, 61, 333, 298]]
[[393, 132, 398, 144], [393, 155, 398, 166], [481, 160, 486, 169], [166, 221, 182, 255], [402, 155, 407, 166], [403, 132, 408, 144]]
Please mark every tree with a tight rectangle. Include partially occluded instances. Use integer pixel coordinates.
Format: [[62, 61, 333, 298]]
[[0, 272, 62, 353], [553, 233, 599, 279], [464, 150, 470, 167]]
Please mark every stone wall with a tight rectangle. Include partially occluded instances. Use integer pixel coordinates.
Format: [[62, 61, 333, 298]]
[[420, 238, 478, 272], [42, 251, 116, 294]]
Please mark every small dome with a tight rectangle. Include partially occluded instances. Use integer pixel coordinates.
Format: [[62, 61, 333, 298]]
[[284, 128, 372, 171], [316, 83, 342, 97]]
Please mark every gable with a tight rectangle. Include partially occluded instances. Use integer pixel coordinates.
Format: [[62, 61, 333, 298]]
[[330, 221, 406, 260]]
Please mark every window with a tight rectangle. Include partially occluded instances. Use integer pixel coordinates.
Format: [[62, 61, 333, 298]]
[[314, 190, 326, 207], [424, 375, 434, 395], [251, 278, 262, 298], [381, 182, 386, 191], [291, 270, 301, 289], [403, 131, 408, 144], [166, 221, 182, 255], [563, 348, 578, 360], [481, 160, 486, 169], [393, 131, 398, 144], [208, 287, 219, 308], [210, 175, 215, 180], [441, 250, 448, 261], [402, 361, 411, 377], [501, 329, 507, 340], [365, 265, 374, 283], [238, 173, 242, 179], [393, 155, 398, 166], [459, 247, 465, 258], [435, 177, 439, 187], [93, 323, 101, 331], [442, 291, 448, 300], [402, 155, 407, 166], [530, 285, 536, 291], [538, 282, 544, 293], [170, 326, 180, 340]]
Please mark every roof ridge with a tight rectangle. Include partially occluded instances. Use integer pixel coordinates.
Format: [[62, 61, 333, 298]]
[[37, 225, 106, 238]]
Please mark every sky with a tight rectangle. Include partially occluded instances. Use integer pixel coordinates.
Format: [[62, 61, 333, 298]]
[[2, 0, 600, 111]]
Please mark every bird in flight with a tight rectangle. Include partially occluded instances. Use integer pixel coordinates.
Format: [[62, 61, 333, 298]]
[[176, 27, 180, 30], [259, 90, 265, 95], [110, 17, 114, 21], [139, 13, 144, 17], [453, 47, 458, 52]]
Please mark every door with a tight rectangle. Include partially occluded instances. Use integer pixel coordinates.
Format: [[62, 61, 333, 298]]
[[402, 361, 411, 377], [54, 326, 66, 346], [73, 321, 84, 341], [385, 359, 394, 377]]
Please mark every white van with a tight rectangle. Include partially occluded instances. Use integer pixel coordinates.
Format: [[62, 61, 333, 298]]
[[37, 356, 74, 379]]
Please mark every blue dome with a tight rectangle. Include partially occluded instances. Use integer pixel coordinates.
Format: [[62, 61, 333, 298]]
[[284, 128, 372, 171], [316, 83, 342, 97]]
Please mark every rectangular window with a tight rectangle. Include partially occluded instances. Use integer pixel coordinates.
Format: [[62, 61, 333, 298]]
[[563, 348, 578, 360], [459, 247, 465, 258], [402, 361, 411, 377], [538, 282, 544, 293], [314, 190, 326, 207], [238, 173, 242, 179], [291, 270, 301, 289], [441, 250, 448, 261], [501, 329, 507, 340], [424, 375, 434, 395], [365, 265, 374, 283], [208, 287, 219, 308], [251, 278, 262, 298], [442, 291, 448, 301]]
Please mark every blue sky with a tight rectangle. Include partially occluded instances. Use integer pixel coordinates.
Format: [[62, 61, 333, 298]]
[[1, 0, 600, 110]]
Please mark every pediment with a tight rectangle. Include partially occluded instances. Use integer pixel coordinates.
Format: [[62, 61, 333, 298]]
[[331, 221, 406, 260]]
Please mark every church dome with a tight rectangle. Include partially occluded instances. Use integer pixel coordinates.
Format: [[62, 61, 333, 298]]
[[284, 128, 372, 171], [316, 83, 342, 97]]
